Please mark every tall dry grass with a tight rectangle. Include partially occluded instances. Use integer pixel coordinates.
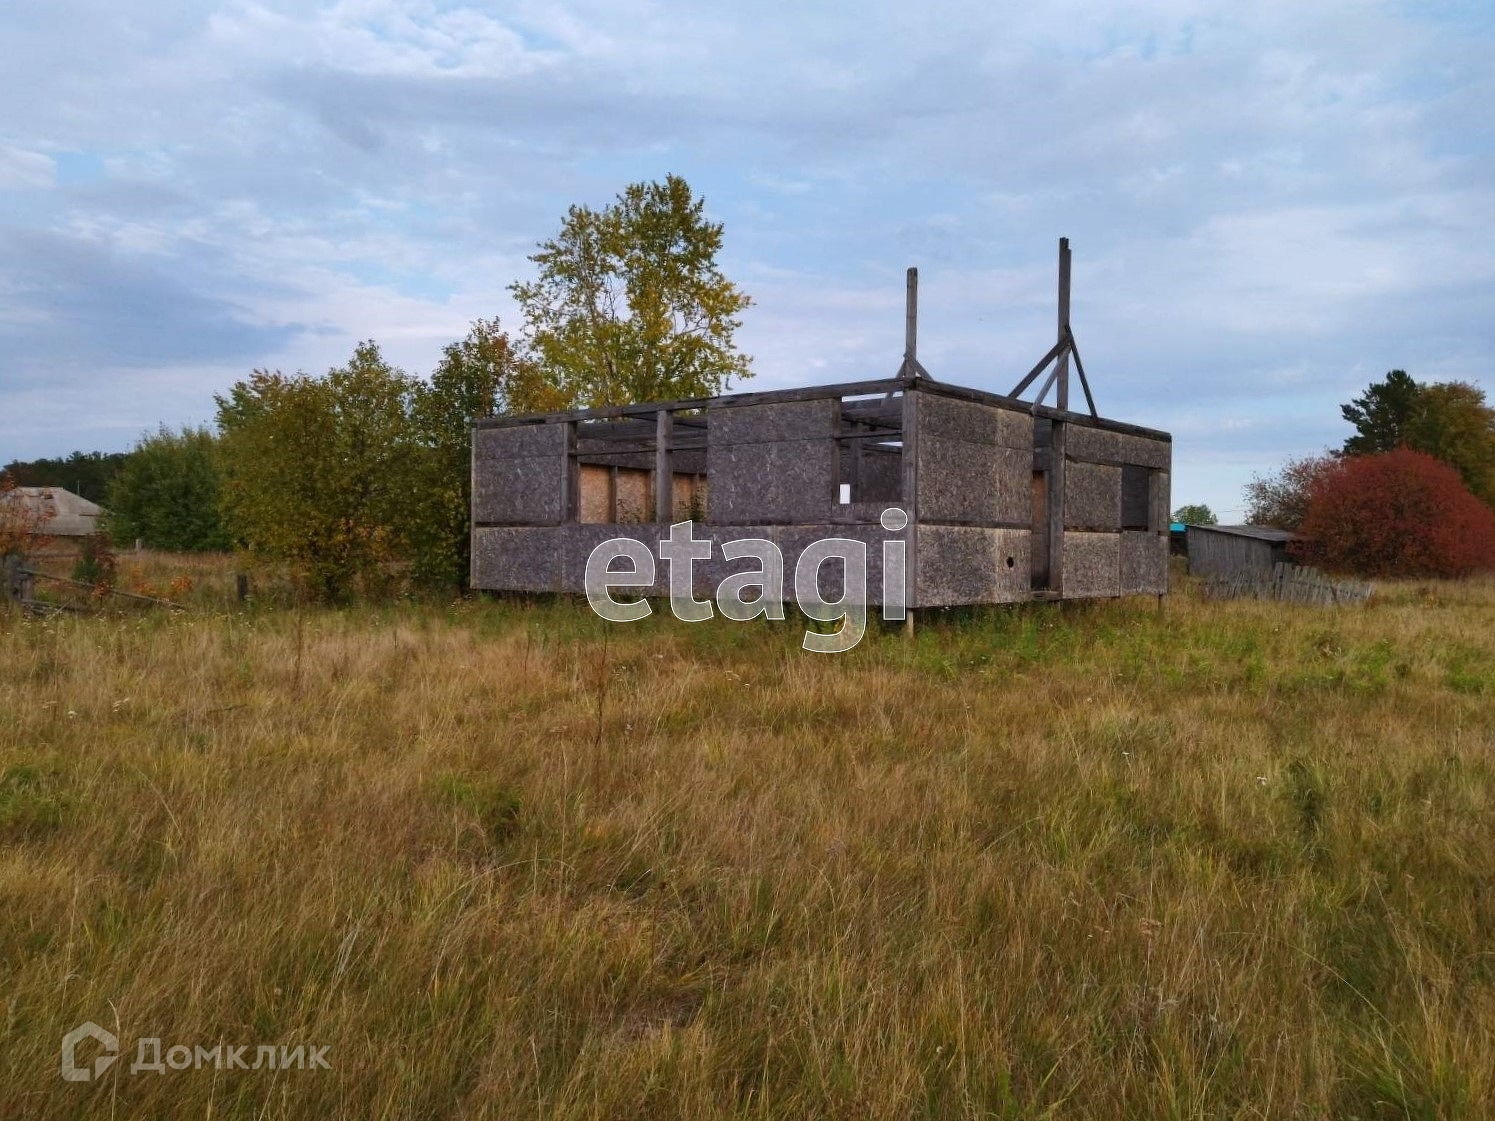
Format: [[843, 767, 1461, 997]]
[[1, 570, 1493, 1118]]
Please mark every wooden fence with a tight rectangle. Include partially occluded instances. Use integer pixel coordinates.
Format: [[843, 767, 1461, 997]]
[[1203, 562, 1373, 606], [2, 555, 178, 613]]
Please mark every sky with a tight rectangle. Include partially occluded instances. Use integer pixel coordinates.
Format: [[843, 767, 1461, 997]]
[[2, 0, 1492, 519]]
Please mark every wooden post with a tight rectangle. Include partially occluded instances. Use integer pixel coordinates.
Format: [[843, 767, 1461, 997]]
[[905, 266, 918, 367], [849, 418, 863, 502], [1048, 419, 1066, 594], [654, 409, 673, 522], [235, 572, 249, 603], [901, 384, 920, 635], [562, 421, 580, 524], [1056, 237, 1071, 412]]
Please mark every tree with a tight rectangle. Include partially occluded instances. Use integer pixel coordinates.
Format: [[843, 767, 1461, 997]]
[[1340, 371, 1495, 508], [104, 426, 229, 552], [1171, 504, 1217, 526], [1341, 369, 1421, 455], [1242, 454, 1336, 530], [216, 342, 416, 601], [1403, 381, 1495, 508], [1294, 448, 1495, 578], [2, 451, 128, 504], [511, 174, 753, 408], [405, 318, 541, 591]]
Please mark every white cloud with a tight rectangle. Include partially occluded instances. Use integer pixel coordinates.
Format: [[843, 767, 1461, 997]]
[[0, 142, 54, 189]]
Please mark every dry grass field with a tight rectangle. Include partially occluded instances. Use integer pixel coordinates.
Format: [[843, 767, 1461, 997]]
[[2, 558, 1494, 1118]]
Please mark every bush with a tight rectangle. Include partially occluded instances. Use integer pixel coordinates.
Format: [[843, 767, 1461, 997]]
[[1244, 454, 1337, 530], [1294, 448, 1495, 578], [72, 533, 117, 592], [105, 426, 229, 552]]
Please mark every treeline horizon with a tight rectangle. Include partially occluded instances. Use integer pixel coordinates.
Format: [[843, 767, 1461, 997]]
[[2, 175, 753, 600], [8, 180, 1493, 591]]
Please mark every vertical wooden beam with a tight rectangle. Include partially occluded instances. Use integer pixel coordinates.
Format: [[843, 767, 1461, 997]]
[[849, 419, 863, 502], [562, 421, 579, 524], [829, 397, 842, 506], [609, 465, 619, 524], [1048, 420, 1066, 594], [1029, 465, 1048, 590], [654, 409, 673, 522], [905, 266, 918, 367], [1056, 237, 1071, 413], [469, 424, 479, 569], [896, 410, 915, 640]]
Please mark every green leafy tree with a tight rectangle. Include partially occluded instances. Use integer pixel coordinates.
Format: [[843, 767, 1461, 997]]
[[104, 426, 229, 552], [1341, 370, 1495, 508], [1404, 381, 1495, 508], [406, 319, 542, 591], [1341, 369, 1421, 455], [1171, 503, 1217, 526], [216, 342, 416, 601], [511, 174, 753, 408]]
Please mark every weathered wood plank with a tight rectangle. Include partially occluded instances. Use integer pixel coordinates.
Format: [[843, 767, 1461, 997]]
[[654, 409, 673, 523], [1047, 420, 1066, 594], [1056, 236, 1071, 412]]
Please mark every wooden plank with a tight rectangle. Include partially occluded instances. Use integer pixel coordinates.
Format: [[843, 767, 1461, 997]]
[[476, 377, 913, 429], [1029, 470, 1047, 589], [921, 376, 1172, 440], [1068, 330, 1100, 419], [654, 409, 673, 523], [23, 568, 177, 607], [906, 267, 918, 366], [1056, 237, 1071, 412], [848, 418, 863, 500], [1204, 561, 1372, 605], [479, 371, 1170, 441], [1048, 420, 1066, 594], [1031, 362, 1062, 411], [902, 385, 921, 610], [563, 421, 579, 524], [1007, 336, 1067, 400]]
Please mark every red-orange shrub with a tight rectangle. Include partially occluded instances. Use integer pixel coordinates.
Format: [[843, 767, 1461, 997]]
[[1294, 447, 1495, 578]]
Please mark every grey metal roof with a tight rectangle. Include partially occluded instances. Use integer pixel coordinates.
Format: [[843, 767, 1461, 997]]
[[1188, 523, 1296, 543]]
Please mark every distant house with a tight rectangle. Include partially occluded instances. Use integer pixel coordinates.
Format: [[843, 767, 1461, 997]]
[[1186, 524, 1296, 579], [0, 486, 104, 537]]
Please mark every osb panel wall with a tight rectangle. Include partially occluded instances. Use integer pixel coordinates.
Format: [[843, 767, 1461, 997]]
[[472, 424, 567, 526], [472, 523, 902, 602], [1057, 424, 1171, 598], [707, 398, 838, 524], [915, 394, 1032, 527]]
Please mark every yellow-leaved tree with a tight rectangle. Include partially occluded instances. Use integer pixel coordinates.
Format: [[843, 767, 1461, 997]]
[[510, 174, 753, 408]]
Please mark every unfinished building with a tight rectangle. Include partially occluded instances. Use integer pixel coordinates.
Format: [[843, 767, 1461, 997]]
[[471, 240, 1171, 608]]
